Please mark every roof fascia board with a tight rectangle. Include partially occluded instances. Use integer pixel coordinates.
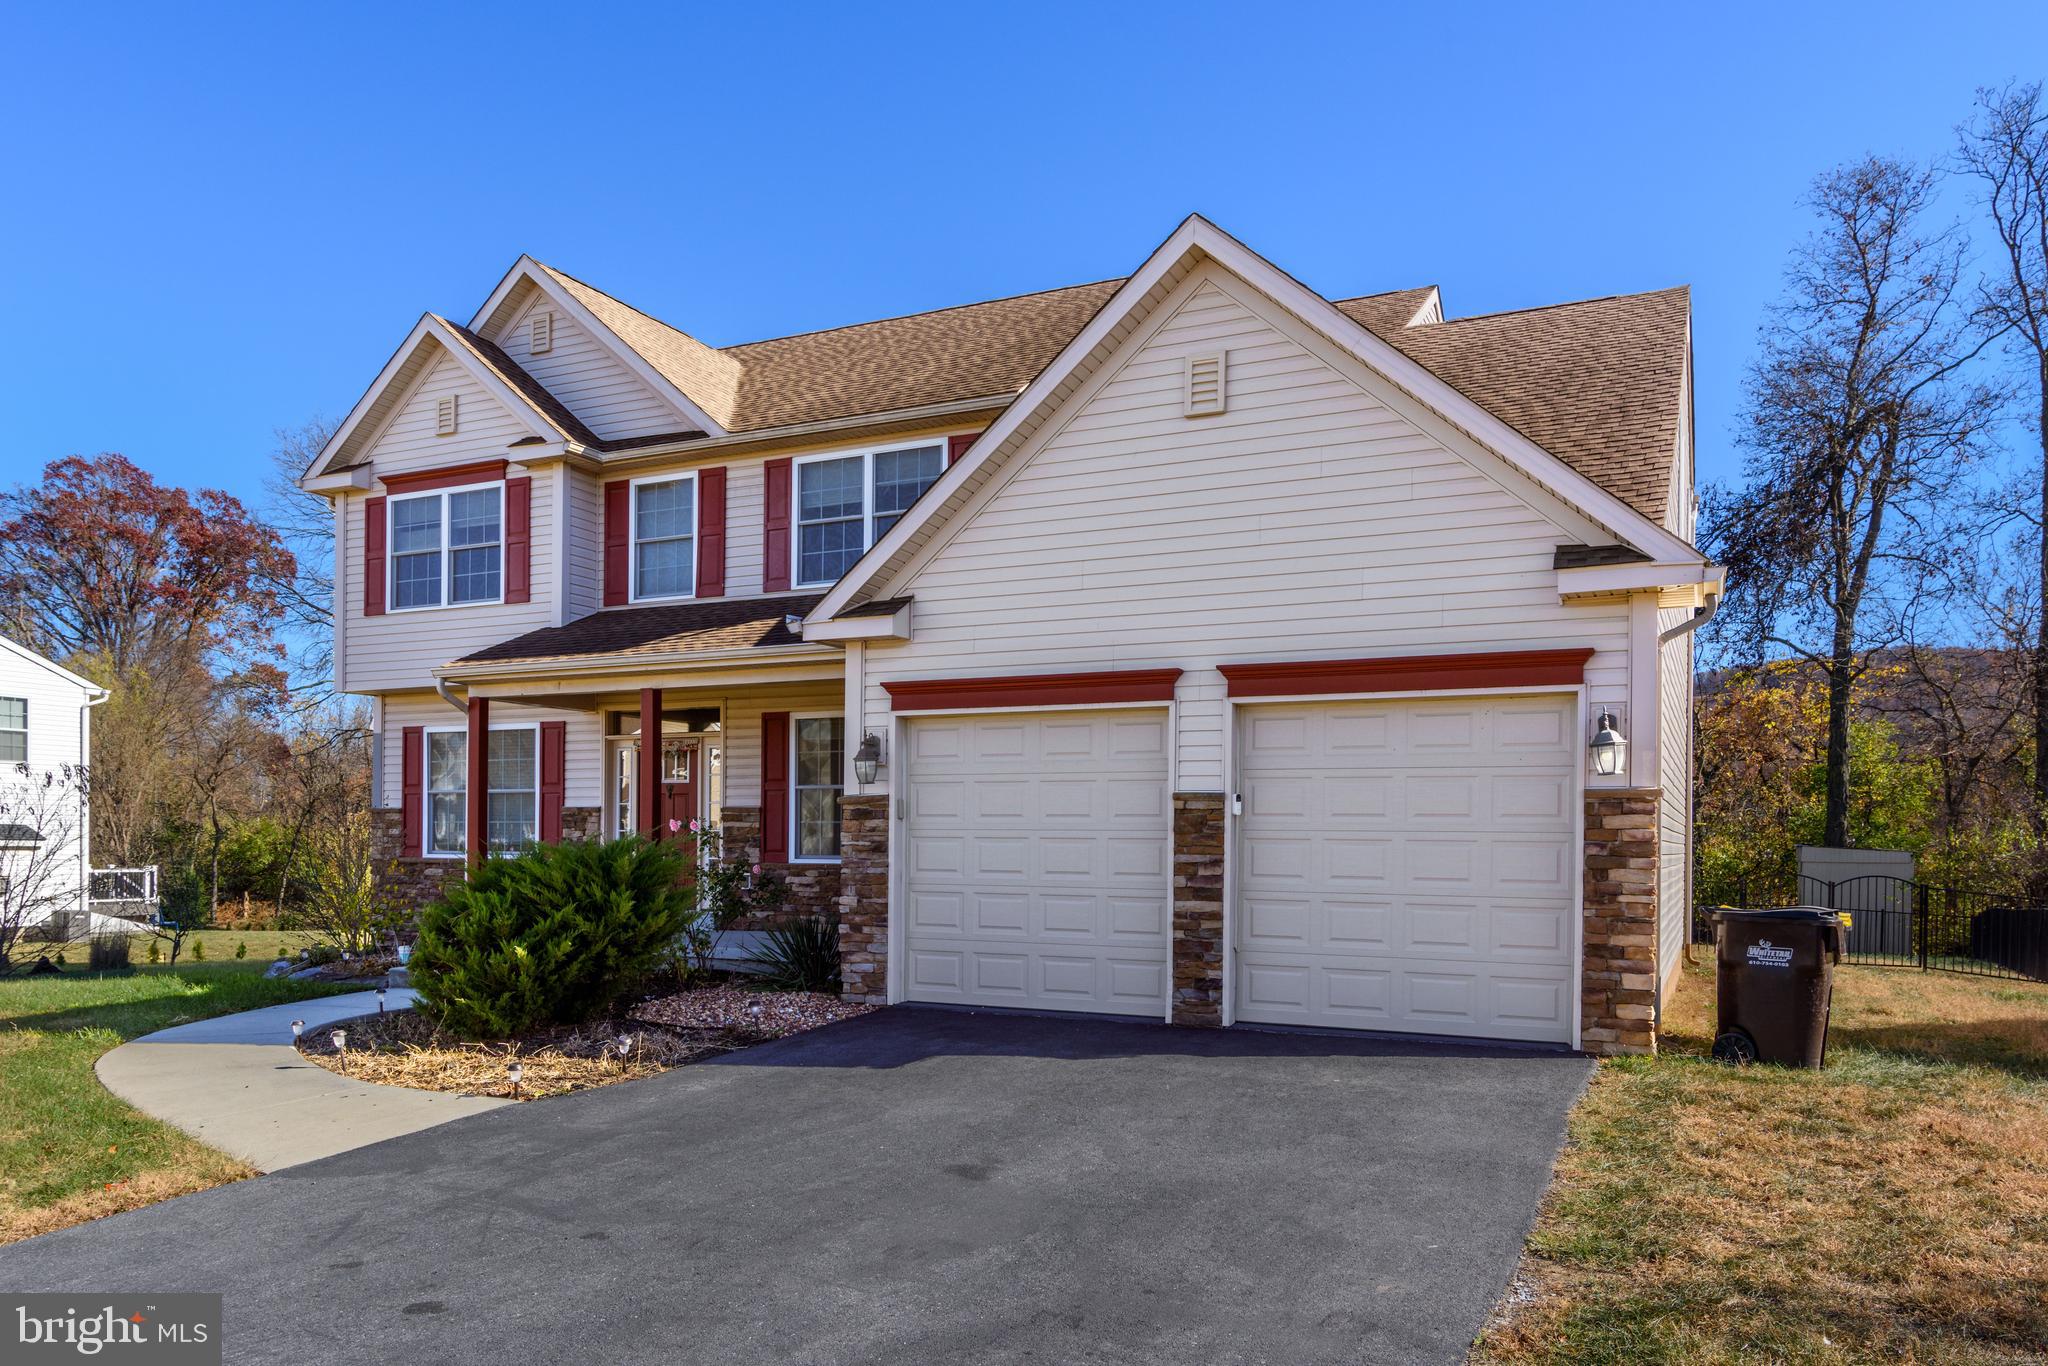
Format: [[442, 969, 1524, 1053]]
[[1557, 561, 1727, 597], [469, 256, 729, 438], [302, 467, 373, 496], [303, 314, 437, 484], [434, 641, 838, 684], [798, 605, 911, 642]]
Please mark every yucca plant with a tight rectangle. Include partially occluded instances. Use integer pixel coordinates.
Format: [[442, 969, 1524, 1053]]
[[743, 917, 841, 992], [412, 835, 694, 1039]]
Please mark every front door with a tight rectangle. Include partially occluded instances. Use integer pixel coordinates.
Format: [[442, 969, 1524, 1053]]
[[612, 738, 701, 838]]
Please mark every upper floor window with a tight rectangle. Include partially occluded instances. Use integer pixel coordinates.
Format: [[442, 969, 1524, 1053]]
[[795, 442, 944, 587], [0, 698, 24, 765], [391, 483, 502, 610], [632, 474, 696, 601]]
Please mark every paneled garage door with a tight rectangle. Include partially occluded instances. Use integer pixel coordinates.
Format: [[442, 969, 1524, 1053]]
[[903, 709, 1171, 1016], [1234, 695, 1577, 1043]]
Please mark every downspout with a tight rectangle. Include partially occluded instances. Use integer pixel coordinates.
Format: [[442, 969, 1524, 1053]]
[[1659, 591, 1719, 645], [434, 677, 469, 715], [80, 686, 109, 923]]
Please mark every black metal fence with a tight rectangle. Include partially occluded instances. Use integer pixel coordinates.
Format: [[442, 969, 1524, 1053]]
[[1694, 874, 2048, 983]]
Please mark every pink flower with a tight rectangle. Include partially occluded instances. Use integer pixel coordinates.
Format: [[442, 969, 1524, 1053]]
[[668, 818, 682, 833], [689, 819, 701, 833], [751, 863, 762, 875]]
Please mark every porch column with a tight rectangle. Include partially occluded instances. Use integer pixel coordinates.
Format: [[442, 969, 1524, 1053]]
[[465, 696, 489, 863], [638, 687, 662, 838]]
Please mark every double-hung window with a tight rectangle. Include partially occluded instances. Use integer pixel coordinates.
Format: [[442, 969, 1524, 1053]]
[[0, 698, 24, 765], [390, 483, 503, 610], [632, 474, 696, 600], [792, 714, 844, 860], [794, 442, 945, 587], [423, 726, 540, 856]]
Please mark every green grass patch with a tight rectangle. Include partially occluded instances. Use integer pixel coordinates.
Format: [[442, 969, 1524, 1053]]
[[0, 965, 355, 1243]]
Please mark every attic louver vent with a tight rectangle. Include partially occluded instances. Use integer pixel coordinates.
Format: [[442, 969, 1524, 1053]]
[[1184, 351, 1227, 417], [530, 311, 554, 355], [436, 394, 459, 436]]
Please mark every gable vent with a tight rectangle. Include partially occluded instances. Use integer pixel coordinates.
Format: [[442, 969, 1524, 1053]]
[[436, 394, 460, 436], [1184, 351, 1227, 417], [529, 311, 554, 355]]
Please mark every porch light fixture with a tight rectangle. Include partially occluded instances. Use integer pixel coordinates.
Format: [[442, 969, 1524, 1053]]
[[853, 731, 884, 787], [1589, 710, 1627, 777]]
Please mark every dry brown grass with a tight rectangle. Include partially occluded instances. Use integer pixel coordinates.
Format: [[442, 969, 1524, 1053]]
[[1477, 961, 2048, 1365]]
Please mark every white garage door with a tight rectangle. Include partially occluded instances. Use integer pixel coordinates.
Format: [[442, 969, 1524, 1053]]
[[903, 709, 1170, 1016], [1235, 695, 1577, 1043]]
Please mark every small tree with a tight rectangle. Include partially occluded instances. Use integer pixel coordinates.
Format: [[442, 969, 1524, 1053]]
[[288, 810, 395, 955], [0, 764, 91, 972]]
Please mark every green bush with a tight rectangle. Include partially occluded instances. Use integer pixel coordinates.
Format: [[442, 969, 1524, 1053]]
[[412, 836, 695, 1040], [190, 939, 205, 961], [145, 939, 160, 964], [743, 917, 841, 992], [235, 940, 247, 959], [87, 936, 131, 973]]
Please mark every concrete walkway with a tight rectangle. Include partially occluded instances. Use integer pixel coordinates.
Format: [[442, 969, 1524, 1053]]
[[96, 990, 509, 1173]]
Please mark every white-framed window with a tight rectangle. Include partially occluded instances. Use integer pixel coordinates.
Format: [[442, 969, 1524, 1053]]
[[791, 713, 844, 861], [423, 724, 540, 857], [389, 481, 504, 611], [0, 697, 24, 765], [630, 472, 696, 601], [794, 441, 947, 587]]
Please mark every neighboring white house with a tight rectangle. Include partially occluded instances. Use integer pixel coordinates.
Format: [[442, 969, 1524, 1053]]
[[300, 214, 1721, 1056], [0, 635, 110, 946]]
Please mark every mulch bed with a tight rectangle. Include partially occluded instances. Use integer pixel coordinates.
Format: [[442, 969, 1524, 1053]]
[[295, 985, 873, 1100]]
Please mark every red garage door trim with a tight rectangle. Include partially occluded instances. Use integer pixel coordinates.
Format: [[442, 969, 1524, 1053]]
[[1218, 648, 1595, 699], [885, 668, 1182, 712]]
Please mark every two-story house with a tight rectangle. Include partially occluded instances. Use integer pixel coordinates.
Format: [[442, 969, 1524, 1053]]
[[301, 216, 1719, 1056]]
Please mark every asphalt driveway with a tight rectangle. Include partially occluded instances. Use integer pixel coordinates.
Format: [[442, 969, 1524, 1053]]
[[0, 1006, 1591, 1365]]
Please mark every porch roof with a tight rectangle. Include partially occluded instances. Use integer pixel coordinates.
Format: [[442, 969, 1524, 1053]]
[[450, 594, 825, 671]]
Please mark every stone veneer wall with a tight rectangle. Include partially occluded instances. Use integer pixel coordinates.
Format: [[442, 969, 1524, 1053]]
[[370, 806, 601, 918], [715, 805, 841, 926], [837, 795, 889, 1004], [1171, 793, 1227, 1026], [1583, 788, 1661, 1057]]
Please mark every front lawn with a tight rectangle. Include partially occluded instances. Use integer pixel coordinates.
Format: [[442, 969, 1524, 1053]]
[[0, 962, 355, 1245], [1478, 961, 2048, 1363]]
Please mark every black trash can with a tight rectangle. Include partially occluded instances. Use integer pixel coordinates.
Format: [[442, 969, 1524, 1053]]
[[1710, 907, 1846, 1067]]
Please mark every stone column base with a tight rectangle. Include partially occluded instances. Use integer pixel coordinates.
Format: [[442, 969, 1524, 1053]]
[[838, 795, 889, 1004], [1171, 792, 1226, 1027], [1582, 787, 1661, 1056]]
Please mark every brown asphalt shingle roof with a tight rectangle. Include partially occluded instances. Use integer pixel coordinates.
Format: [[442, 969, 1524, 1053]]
[[454, 594, 823, 668], [1336, 287, 1689, 522]]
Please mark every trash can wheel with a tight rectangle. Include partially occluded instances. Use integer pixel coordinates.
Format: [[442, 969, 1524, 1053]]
[[1712, 1029, 1758, 1065]]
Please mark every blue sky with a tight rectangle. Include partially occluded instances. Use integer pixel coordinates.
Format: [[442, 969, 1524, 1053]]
[[2, 3, 2040, 517]]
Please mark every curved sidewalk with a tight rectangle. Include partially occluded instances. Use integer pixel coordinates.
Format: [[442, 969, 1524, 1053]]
[[96, 989, 509, 1173]]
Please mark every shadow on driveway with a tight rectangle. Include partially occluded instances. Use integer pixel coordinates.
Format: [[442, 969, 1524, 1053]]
[[0, 1004, 1591, 1366]]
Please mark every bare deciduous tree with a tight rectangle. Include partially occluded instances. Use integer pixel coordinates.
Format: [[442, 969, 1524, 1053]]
[[1959, 82, 2048, 804], [0, 765, 91, 971], [1706, 156, 2004, 848]]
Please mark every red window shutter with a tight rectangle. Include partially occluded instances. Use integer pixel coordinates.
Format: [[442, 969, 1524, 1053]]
[[947, 431, 981, 466], [697, 466, 726, 598], [400, 726, 423, 858], [763, 458, 792, 592], [761, 710, 790, 863], [504, 476, 532, 604], [603, 480, 630, 606], [363, 496, 387, 617], [539, 720, 567, 842]]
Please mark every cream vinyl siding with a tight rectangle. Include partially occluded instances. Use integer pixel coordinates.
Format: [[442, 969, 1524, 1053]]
[[494, 288, 681, 441], [724, 458, 767, 597], [1657, 605, 1694, 998], [354, 353, 535, 480], [858, 274, 1630, 792], [376, 694, 604, 813], [564, 469, 603, 620], [343, 469, 556, 694], [715, 682, 844, 807]]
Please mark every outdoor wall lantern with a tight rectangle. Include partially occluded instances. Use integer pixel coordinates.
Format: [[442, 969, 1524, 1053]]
[[854, 731, 885, 787], [1589, 709, 1628, 777]]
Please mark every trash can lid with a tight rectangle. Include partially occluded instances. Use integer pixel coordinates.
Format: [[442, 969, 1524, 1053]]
[[1711, 906, 1844, 923]]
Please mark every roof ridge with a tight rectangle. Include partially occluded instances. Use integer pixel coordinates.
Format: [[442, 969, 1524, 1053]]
[[719, 278, 1128, 351], [1425, 284, 1689, 328], [529, 260, 717, 346]]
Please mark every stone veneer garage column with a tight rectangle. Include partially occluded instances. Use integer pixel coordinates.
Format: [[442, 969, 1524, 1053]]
[[1582, 788, 1661, 1057], [1172, 793, 1226, 1027], [837, 795, 890, 1005]]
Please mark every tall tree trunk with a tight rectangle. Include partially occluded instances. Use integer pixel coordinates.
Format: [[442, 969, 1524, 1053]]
[[1825, 623, 1856, 848], [2037, 356, 2048, 817]]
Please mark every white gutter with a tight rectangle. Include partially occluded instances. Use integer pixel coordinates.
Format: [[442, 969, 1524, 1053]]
[[434, 678, 469, 715], [1659, 591, 1721, 645], [79, 686, 109, 918]]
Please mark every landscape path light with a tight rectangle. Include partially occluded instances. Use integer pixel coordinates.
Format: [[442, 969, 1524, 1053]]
[[507, 1059, 524, 1098]]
